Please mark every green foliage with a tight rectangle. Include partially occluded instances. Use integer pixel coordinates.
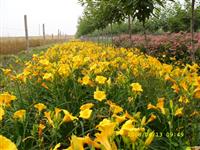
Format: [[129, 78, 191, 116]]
[[76, 0, 200, 37], [76, 0, 172, 37]]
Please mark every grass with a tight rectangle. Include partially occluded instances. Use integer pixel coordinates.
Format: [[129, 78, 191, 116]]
[[0, 44, 52, 93], [0, 35, 73, 55], [0, 44, 51, 68]]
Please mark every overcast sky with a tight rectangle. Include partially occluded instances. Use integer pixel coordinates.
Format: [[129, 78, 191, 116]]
[[0, 0, 186, 37], [0, 0, 84, 36]]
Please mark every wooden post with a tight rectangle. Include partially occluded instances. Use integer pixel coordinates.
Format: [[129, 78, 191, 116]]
[[43, 24, 45, 40], [65, 34, 67, 40], [24, 15, 29, 51], [59, 31, 61, 40], [58, 29, 60, 40], [39, 24, 40, 36], [52, 34, 54, 40]]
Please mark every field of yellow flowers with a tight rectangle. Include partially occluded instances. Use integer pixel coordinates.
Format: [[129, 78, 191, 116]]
[[0, 41, 200, 150]]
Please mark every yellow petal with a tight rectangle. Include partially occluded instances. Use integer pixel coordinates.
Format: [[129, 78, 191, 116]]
[[175, 107, 184, 117], [53, 143, 61, 150], [0, 135, 18, 150], [94, 90, 106, 101], [13, 109, 26, 121], [0, 107, 5, 121], [80, 103, 94, 111], [62, 110, 78, 122], [130, 83, 143, 92], [34, 103, 47, 112], [145, 131, 155, 146], [79, 109, 92, 119]]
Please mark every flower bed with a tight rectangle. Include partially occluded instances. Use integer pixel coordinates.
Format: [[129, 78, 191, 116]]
[[0, 41, 200, 149]]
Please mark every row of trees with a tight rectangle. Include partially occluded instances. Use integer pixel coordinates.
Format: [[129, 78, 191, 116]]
[[77, 3, 200, 36], [76, 0, 199, 60], [77, 0, 173, 38]]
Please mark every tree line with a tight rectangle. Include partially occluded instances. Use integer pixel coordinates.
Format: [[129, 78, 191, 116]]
[[76, 0, 199, 60]]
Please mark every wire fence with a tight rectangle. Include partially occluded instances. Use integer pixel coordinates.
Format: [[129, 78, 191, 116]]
[[0, 15, 72, 55]]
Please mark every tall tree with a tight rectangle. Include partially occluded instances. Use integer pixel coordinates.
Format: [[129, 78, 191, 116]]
[[119, 0, 174, 46], [185, 0, 198, 61], [77, 0, 175, 43], [191, 0, 195, 61]]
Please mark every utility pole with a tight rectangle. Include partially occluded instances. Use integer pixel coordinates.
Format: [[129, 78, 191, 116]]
[[43, 24, 45, 40], [39, 24, 40, 36], [24, 15, 29, 51], [58, 29, 60, 40]]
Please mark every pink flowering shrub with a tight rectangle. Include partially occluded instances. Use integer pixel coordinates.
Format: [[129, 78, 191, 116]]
[[114, 32, 200, 64]]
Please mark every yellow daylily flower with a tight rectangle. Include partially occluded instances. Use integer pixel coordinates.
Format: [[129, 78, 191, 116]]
[[83, 135, 100, 148], [141, 116, 147, 126], [1, 68, 12, 76], [193, 87, 200, 99], [95, 76, 107, 84], [175, 107, 184, 117], [80, 103, 94, 111], [156, 98, 166, 115], [54, 107, 62, 119], [117, 120, 134, 136], [0, 92, 16, 107], [107, 77, 111, 86], [96, 119, 116, 137], [41, 82, 49, 89], [95, 132, 112, 150], [39, 59, 49, 66], [171, 83, 180, 93], [13, 109, 26, 121], [125, 111, 136, 120], [0, 135, 18, 150], [81, 75, 91, 85], [52, 143, 61, 150], [180, 81, 188, 91], [147, 103, 157, 110], [147, 114, 157, 123], [38, 123, 46, 138], [62, 109, 78, 122], [144, 131, 155, 146], [94, 90, 106, 102], [178, 96, 190, 104], [107, 100, 123, 114], [130, 83, 143, 92], [43, 73, 53, 81], [34, 103, 47, 112], [79, 109, 92, 119], [112, 114, 126, 124], [67, 134, 100, 150], [70, 135, 85, 150], [128, 130, 142, 143], [0, 107, 5, 121], [44, 111, 54, 127]]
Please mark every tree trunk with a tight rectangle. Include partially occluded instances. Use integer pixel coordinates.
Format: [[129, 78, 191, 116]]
[[106, 27, 109, 46], [111, 23, 113, 45], [143, 22, 148, 48], [119, 24, 121, 42], [102, 28, 104, 44], [191, 0, 195, 62], [98, 29, 100, 45], [128, 15, 132, 41]]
